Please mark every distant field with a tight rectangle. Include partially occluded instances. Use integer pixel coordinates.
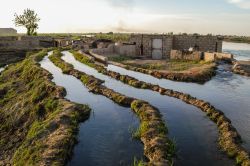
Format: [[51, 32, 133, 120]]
[[224, 36, 250, 44], [36, 33, 131, 42]]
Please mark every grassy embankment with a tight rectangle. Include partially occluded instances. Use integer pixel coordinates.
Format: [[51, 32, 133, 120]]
[[49, 50, 176, 165], [0, 50, 91, 165], [71, 50, 250, 166]]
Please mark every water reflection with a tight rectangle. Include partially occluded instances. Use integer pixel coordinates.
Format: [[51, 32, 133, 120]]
[[62, 51, 234, 166], [40, 55, 143, 166], [107, 42, 250, 151]]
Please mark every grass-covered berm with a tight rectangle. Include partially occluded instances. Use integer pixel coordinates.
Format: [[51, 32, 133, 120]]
[[0, 50, 91, 166], [71, 50, 250, 166], [49, 50, 176, 165]]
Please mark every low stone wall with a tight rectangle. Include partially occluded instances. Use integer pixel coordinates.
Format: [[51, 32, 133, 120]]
[[170, 50, 202, 61], [204, 52, 216, 62], [204, 52, 233, 62], [170, 50, 233, 62]]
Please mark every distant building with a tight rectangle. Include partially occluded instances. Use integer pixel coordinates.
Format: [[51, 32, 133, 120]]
[[0, 28, 17, 36]]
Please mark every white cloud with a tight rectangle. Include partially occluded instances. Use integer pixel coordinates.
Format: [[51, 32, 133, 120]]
[[227, 0, 250, 9]]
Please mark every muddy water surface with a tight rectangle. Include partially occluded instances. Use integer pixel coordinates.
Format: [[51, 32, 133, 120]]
[[40, 54, 143, 166], [62, 51, 234, 166]]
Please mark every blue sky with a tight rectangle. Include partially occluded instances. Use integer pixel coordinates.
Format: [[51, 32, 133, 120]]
[[0, 0, 250, 35]]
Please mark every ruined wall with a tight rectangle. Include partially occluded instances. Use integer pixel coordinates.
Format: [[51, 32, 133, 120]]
[[173, 35, 223, 53]]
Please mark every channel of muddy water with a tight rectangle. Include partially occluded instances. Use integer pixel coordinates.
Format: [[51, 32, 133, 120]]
[[40, 53, 144, 166], [61, 51, 234, 166], [107, 42, 250, 153]]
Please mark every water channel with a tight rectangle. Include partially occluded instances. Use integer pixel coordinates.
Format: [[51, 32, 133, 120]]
[[40, 53, 144, 166], [107, 42, 250, 153], [61, 51, 234, 166]]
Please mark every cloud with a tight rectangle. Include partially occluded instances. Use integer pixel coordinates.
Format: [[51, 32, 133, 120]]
[[227, 0, 250, 9], [106, 0, 135, 8]]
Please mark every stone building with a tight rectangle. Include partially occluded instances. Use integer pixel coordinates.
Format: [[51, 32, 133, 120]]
[[0, 28, 17, 36], [129, 34, 223, 59]]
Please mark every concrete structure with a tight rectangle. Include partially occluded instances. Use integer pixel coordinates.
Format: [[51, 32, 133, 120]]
[[0, 28, 17, 36], [130, 34, 223, 60]]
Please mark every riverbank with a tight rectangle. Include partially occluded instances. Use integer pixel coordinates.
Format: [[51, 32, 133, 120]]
[[0, 50, 91, 165], [71, 50, 250, 166], [49, 50, 175, 165]]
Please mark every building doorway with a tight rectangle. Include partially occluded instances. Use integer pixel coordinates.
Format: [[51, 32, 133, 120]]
[[152, 38, 163, 59]]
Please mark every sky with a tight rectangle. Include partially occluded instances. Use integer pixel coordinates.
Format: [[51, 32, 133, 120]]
[[0, 0, 250, 35]]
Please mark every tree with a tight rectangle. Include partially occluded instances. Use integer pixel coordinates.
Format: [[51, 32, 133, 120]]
[[14, 9, 40, 36]]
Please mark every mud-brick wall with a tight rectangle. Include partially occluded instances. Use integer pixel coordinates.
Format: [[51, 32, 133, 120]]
[[173, 35, 223, 53]]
